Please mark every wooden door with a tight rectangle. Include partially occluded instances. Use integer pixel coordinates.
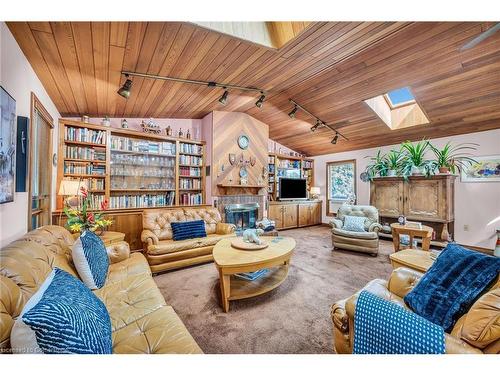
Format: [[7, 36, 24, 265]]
[[283, 204, 298, 228], [298, 204, 310, 226], [370, 179, 404, 217], [269, 204, 284, 229], [404, 179, 444, 221]]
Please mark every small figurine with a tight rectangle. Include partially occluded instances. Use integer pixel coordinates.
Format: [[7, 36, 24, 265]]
[[101, 116, 110, 127], [243, 228, 264, 245], [186, 129, 191, 140], [121, 119, 128, 129], [256, 218, 275, 232], [166, 125, 172, 136], [178, 128, 184, 138]]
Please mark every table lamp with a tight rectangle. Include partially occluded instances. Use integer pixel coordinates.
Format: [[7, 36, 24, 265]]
[[310, 186, 320, 200], [58, 179, 86, 208]]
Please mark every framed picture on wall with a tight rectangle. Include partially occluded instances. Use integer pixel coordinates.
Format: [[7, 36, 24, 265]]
[[461, 155, 500, 182], [0, 86, 17, 204], [326, 160, 356, 216]]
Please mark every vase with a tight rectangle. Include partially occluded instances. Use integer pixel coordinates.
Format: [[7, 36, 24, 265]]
[[439, 167, 450, 174], [387, 169, 397, 177], [495, 230, 500, 257], [411, 166, 425, 175]]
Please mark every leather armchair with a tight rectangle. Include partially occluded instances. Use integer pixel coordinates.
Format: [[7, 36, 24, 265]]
[[330, 205, 382, 256], [331, 267, 500, 354]]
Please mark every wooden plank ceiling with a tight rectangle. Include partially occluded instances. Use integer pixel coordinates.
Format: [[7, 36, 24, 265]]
[[7, 21, 500, 155]]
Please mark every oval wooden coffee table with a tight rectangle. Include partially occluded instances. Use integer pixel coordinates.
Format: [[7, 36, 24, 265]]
[[213, 237, 296, 312]]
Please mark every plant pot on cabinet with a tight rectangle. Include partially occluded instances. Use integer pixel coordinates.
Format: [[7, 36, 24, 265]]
[[411, 166, 426, 175], [387, 169, 398, 177], [439, 167, 450, 174]]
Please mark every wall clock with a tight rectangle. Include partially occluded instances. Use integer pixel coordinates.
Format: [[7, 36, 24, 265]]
[[238, 135, 249, 150]]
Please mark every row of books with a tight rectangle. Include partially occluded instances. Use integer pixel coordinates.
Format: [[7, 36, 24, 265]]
[[179, 192, 202, 206], [268, 164, 275, 174], [65, 126, 106, 144], [179, 155, 203, 166], [278, 159, 301, 168], [109, 192, 176, 209], [179, 178, 201, 190], [179, 143, 202, 155], [65, 145, 106, 161], [110, 136, 176, 155], [179, 166, 201, 177], [86, 194, 106, 209], [64, 162, 106, 175], [302, 160, 313, 168], [268, 156, 275, 164], [64, 177, 104, 191]]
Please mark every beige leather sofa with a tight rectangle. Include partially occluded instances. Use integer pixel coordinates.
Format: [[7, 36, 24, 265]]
[[330, 205, 382, 256], [331, 267, 500, 354], [141, 207, 236, 273], [0, 225, 202, 354]]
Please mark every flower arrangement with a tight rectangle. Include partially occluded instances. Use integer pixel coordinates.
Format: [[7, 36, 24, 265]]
[[63, 186, 112, 233]]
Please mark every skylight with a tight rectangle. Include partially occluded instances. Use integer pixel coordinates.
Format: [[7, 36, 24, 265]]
[[384, 87, 415, 108]]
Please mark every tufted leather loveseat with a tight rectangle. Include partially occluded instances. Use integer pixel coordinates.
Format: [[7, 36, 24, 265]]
[[331, 267, 500, 354], [141, 207, 236, 273], [330, 205, 382, 256], [0, 225, 202, 354]]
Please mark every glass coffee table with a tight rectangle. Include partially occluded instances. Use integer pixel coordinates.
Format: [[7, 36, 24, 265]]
[[213, 236, 295, 312]]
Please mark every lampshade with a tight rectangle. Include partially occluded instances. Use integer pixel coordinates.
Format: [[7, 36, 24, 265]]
[[58, 180, 86, 196], [310, 187, 321, 195]]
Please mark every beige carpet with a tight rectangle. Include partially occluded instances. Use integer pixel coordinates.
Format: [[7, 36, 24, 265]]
[[154, 226, 394, 353]]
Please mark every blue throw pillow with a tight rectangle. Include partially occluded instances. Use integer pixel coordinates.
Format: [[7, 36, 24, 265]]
[[404, 243, 500, 332], [72, 230, 109, 289], [343, 215, 366, 232], [11, 268, 112, 354], [171, 220, 207, 241]]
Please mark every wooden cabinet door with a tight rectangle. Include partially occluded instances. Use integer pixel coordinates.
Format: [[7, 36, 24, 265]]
[[298, 204, 310, 226], [370, 180, 404, 217], [107, 213, 143, 251], [269, 204, 284, 229], [311, 202, 322, 224], [404, 179, 444, 221], [283, 204, 298, 228]]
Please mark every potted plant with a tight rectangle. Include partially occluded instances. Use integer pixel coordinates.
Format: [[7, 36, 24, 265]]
[[364, 150, 388, 180], [401, 140, 431, 176], [430, 142, 478, 174], [64, 186, 113, 233], [386, 149, 405, 177]]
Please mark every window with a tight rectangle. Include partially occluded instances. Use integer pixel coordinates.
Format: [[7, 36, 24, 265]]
[[326, 160, 356, 216], [384, 87, 415, 108], [29, 93, 53, 230]]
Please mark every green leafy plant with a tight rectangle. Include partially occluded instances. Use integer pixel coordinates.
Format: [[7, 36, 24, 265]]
[[364, 150, 388, 180], [386, 148, 405, 175], [63, 186, 112, 233], [401, 140, 433, 176], [430, 142, 478, 174]]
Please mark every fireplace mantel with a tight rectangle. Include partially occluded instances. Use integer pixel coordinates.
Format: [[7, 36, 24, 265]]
[[216, 183, 267, 196]]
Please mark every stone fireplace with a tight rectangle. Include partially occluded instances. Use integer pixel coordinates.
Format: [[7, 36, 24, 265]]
[[224, 203, 259, 231]]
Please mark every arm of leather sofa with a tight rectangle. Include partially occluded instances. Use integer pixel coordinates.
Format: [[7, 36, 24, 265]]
[[387, 267, 423, 298], [330, 218, 343, 230], [331, 298, 351, 353], [368, 222, 383, 233], [106, 241, 131, 264], [216, 222, 236, 235], [141, 229, 159, 246]]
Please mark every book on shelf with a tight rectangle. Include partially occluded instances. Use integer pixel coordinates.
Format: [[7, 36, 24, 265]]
[[110, 135, 176, 155], [180, 192, 202, 206], [179, 155, 202, 166], [179, 178, 201, 189], [109, 192, 176, 209], [180, 143, 202, 154], [64, 145, 106, 160], [64, 162, 105, 175], [179, 166, 201, 176], [235, 269, 269, 281], [65, 126, 106, 144]]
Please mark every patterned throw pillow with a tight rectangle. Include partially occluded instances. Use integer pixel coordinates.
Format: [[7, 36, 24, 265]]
[[343, 215, 366, 232], [11, 268, 112, 354], [171, 220, 207, 241], [72, 230, 109, 289]]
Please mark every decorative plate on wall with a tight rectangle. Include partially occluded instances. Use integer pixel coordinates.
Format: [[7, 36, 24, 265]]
[[238, 135, 249, 150]]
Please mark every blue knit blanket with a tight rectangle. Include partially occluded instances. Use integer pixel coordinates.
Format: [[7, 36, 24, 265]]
[[353, 291, 445, 354]]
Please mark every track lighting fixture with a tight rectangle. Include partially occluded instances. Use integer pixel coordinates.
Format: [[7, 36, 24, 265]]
[[311, 119, 321, 132], [331, 133, 339, 144], [255, 92, 266, 108], [288, 105, 298, 118], [219, 88, 229, 105], [117, 74, 132, 99]]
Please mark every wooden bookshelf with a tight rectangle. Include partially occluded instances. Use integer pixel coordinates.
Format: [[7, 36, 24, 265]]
[[267, 153, 314, 201], [56, 118, 206, 211]]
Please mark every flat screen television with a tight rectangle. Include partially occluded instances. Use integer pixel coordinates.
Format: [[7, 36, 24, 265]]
[[279, 178, 307, 200]]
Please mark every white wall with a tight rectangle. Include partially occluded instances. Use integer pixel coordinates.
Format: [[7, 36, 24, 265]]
[[313, 129, 500, 250], [0, 22, 61, 247]]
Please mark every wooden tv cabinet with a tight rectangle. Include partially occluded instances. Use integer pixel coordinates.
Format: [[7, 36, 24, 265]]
[[268, 200, 322, 230]]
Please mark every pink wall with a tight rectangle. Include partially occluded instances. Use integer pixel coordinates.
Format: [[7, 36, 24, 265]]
[[0, 23, 61, 247], [313, 129, 500, 250]]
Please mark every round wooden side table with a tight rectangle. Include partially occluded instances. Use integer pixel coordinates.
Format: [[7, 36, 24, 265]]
[[390, 223, 433, 252]]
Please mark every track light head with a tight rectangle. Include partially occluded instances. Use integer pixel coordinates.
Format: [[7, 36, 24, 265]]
[[219, 89, 229, 105], [331, 133, 339, 144], [117, 75, 132, 99], [311, 119, 322, 132], [255, 92, 266, 108], [288, 105, 298, 118]]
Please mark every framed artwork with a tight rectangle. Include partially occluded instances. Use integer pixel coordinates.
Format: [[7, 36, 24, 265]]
[[327, 160, 356, 215], [461, 155, 500, 182], [0, 86, 17, 204]]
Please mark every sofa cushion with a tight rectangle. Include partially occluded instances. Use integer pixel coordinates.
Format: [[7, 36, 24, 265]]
[[11, 268, 112, 354], [332, 227, 378, 239], [143, 209, 187, 241], [404, 243, 500, 332], [184, 207, 222, 235], [112, 305, 202, 354], [106, 253, 151, 284], [146, 233, 235, 256], [343, 215, 366, 232], [72, 230, 109, 290], [171, 220, 207, 241]]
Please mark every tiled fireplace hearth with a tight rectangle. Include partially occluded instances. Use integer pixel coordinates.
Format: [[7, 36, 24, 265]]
[[216, 195, 266, 229]]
